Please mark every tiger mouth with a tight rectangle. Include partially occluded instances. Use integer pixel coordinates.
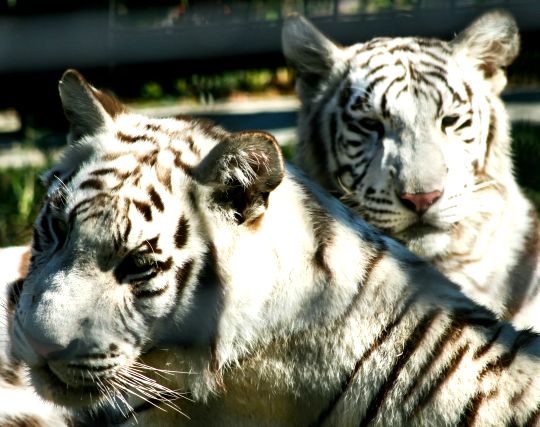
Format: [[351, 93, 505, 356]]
[[30, 362, 119, 407], [399, 222, 446, 238]]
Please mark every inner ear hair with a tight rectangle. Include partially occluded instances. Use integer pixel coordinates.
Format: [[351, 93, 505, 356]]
[[194, 131, 284, 224], [452, 10, 520, 78]]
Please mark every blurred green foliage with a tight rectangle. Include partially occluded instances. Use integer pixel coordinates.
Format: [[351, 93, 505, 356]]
[[0, 165, 47, 246], [140, 68, 293, 104], [1, 121, 539, 247]]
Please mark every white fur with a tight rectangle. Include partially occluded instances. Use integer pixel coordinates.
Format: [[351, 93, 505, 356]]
[[9, 71, 540, 426], [284, 11, 540, 331]]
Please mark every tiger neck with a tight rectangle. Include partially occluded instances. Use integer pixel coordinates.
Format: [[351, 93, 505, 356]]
[[204, 173, 382, 362]]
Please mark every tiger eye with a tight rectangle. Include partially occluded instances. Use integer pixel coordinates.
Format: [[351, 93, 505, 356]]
[[358, 118, 385, 137]]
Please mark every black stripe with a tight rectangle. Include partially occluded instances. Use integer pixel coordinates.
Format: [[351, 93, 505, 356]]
[[157, 257, 173, 272], [364, 75, 386, 96], [117, 305, 143, 346], [359, 309, 441, 427], [478, 329, 537, 377], [80, 178, 103, 191], [139, 149, 159, 166], [174, 216, 190, 249], [403, 317, 465, 409], [312, 282, 414, 427], [91, 168, 117, 176], [117, 131, 145, 144], [176, 259, 195, 300], [412, 344, 470, 415], [184, 134, 201, 155], [473, 325, 503, 359], [418, 60, 447, 76], [300, 62, 351, 184], [455, 119, 472, 132], [457, 391, 494, 427], [148, 186, 164, 212], [173, 152, 193, 175], [123, 217, 132, 243], [134, 284, 169, 299], [523, 403, 540, 427], [68, 194, 109, 221], [145, 123, 161, 132], [365, 63, 387, 79], [312, 217, 335, 281], [134, 200, 152, 221], [484, 106, 496, 168], [344, 120, 371, 139]]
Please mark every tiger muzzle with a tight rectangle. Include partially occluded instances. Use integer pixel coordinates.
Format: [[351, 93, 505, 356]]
[[398, 190, 443, 214]]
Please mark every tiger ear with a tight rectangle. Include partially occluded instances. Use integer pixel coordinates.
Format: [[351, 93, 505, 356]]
[[58, 69, 125, 142], [194, 131, 284, 225], [452, 10, 519, 94], [282, 14, 343, 102]]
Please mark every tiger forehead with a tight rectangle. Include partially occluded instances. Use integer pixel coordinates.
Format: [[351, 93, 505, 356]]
[[356, 36, 451, 62], [344, 38, 465, 119], [56, 116, 211, 235], [71, 117, 209, 194]]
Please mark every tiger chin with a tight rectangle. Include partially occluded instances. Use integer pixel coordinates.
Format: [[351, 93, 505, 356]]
[[10, 70, 540, 426], [282, 10, 540, 330]]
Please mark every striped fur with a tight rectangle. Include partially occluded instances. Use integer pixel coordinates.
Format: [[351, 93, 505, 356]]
[[282, 10, 540, 330], [0, 246, 71, 426], [10, 70, 540, 426]]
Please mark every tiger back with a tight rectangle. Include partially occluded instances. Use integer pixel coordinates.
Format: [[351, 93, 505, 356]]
[[282, 10, 540, 330], [8, 69, 540, 426]]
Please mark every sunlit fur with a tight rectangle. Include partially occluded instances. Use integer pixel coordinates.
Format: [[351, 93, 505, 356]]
[[0, 246, 70, 426], [10, 70, 540, 426], [283, 10, 540, 330]]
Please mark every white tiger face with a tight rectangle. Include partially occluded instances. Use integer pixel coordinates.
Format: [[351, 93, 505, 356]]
[[11, 70, 284, 409], [284, 11, 518, 257]]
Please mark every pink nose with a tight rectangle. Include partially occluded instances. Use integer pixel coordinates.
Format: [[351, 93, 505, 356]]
[[399, 190, 442, 214]]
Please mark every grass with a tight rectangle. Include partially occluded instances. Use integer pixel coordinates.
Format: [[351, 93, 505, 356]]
[[0, 165, 47, 246], [1, 121, 539, 247]]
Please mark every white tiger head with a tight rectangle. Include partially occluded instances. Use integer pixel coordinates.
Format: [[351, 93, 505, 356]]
[[11, 70, 284, 410], [283, 10, 519, 257]]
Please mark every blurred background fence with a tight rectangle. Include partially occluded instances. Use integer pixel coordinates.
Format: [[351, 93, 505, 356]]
[[1, 0, 540, 246], [1, 0, 540, 128]]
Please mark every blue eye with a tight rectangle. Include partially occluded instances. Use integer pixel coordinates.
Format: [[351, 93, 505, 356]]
[[115, 254, 157, 283]]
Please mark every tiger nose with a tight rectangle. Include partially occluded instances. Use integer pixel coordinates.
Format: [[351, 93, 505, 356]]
[[22, 327, 67, 359], [399, 190, 442, 214]]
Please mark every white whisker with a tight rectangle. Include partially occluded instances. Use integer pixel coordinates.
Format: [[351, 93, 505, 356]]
[[115, 368, 190, 416], [110, 377, 168, 413]]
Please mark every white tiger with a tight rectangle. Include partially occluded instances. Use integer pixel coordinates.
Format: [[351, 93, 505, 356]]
[[9, 69, 540, 426], [282, 10, 540, 330], [0, 246, 71, 426]]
